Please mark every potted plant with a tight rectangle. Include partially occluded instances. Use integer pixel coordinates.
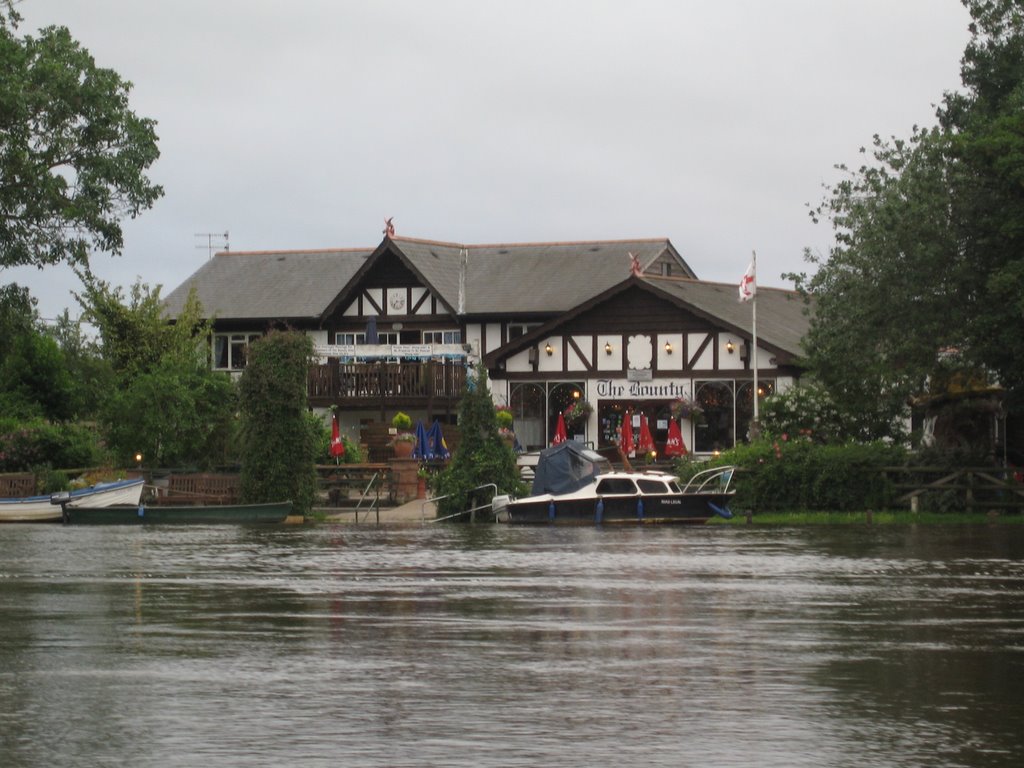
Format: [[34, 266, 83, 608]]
[[391, 411, 413, 431], [416, 465, 429, 499], [495, 407, 514, 430], [390, 431, 417, 458]]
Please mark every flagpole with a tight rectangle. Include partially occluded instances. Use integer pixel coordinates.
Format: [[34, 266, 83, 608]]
[[751, 250, 760, 438]]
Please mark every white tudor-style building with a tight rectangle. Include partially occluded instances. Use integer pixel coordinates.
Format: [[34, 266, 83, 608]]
[[163, 233, 812, 457]]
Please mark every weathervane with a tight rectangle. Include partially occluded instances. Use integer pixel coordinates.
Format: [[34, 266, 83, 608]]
[[628, 251, 643, 276], [383, 217, 395, 238]]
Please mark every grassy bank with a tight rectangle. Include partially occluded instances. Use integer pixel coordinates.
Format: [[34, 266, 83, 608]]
[[710, 509, 1024, 525]]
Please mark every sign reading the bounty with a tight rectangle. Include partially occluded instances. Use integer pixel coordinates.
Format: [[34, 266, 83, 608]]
[[596, 378, 692, 399]]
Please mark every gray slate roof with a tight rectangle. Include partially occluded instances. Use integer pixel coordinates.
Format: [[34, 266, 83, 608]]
[[163, 248, 372, 320], [164, 236, 693, 320], [644, 275, 812, 359]]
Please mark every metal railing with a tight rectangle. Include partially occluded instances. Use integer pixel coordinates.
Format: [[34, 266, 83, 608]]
[[422, 483, 498, 524]]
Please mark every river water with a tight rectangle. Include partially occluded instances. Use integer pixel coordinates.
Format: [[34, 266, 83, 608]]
[[1, 523, 1022, 767]]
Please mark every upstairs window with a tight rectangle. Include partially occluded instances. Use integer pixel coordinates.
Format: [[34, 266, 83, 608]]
[[335, 332, 365, 345], [422, 330, 462, 344], [213, 333, 261, 370]]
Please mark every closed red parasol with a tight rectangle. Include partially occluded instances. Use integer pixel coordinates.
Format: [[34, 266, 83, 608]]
[[552, 413, 568, 445], [638, 413, 655, 456], [663, 418, 688, 457], [330, 413, 345, 460], [620, 411, 635, 456]]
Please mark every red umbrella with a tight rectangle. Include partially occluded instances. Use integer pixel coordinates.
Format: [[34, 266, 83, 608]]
[[620, 411, 635, 456], [663, 418, 688, 457], [638, 413, 655, 456], [552, 413, 568, 445], [330, 413, 345, 461]]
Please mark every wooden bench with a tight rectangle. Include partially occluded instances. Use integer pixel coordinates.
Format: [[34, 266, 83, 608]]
[[155, 473, 240, 505], [0, 473, 36, 498]]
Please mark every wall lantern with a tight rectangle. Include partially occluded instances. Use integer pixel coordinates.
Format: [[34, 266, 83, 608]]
[[664, 341, 673, 354], [545, 343, 553, 356], [726, 340, 735, 354], [605, 341, 613, 355]]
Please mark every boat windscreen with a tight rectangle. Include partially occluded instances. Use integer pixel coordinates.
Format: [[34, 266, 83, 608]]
[[637, 478, 673, 494]]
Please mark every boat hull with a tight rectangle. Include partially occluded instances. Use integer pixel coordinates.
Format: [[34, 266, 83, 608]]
[[502, 492, 733, 525], [0, 478, 145, 523], [62, 500, 293, 525]]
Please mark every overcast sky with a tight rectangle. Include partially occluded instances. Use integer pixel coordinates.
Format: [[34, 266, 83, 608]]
[[7, 0, 972, 321]]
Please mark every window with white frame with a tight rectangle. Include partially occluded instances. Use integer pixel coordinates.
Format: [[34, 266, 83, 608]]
[[334, 332, 365, 345], [213, 333, 261, 370], [422, 330, 462, 344]]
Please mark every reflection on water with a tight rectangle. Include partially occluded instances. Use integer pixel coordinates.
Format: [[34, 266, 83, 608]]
[[1, 524, 1022, 767]]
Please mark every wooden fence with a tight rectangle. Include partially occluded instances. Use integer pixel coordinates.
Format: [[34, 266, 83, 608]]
[[881, 466, 1024, 513]]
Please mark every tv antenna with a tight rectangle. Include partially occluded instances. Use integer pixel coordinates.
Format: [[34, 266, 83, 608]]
[[195, 231, 230, 258]]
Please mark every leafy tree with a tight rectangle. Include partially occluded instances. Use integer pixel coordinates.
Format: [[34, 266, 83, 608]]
[[237, 330, 318, 512], [78, 277, 236, 467], [939, 0, 1024, 412], [432, 364, 525, 519], [45, 308, 114, 419], [0, 283, 79, 421], [102, 358, 236, 468], [0, 7, 162, 270], [0, 283, 37, 354], [795, 0, 1024, 432], [0, 329, 76, 420], [77, 275, 207, 382]]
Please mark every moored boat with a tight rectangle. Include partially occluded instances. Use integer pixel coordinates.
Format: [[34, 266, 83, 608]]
[[492, 441, 735, 525], [61, 500, 293, 525], [0, 477, 145, 523]]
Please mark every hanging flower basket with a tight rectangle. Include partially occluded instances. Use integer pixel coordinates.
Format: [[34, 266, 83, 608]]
[[670, 396, 704, 423], [563, 400, 593, 427]]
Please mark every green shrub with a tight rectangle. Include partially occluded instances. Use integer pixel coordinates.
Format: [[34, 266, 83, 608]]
[[0, 418, 107, 472], [679, 438, 907, 511]]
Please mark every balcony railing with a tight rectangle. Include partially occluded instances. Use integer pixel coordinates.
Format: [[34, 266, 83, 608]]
[[308, 360, 468, 409]]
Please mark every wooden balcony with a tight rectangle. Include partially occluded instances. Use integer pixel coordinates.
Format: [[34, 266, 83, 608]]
[[307, 360, 467, 410]]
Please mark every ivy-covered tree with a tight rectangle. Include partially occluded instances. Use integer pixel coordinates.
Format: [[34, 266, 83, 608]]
[[237, 330, 318, 513], [0, 6, 162, 271], [795, 0, 1024, 433], [432, 364, 525, 519]]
